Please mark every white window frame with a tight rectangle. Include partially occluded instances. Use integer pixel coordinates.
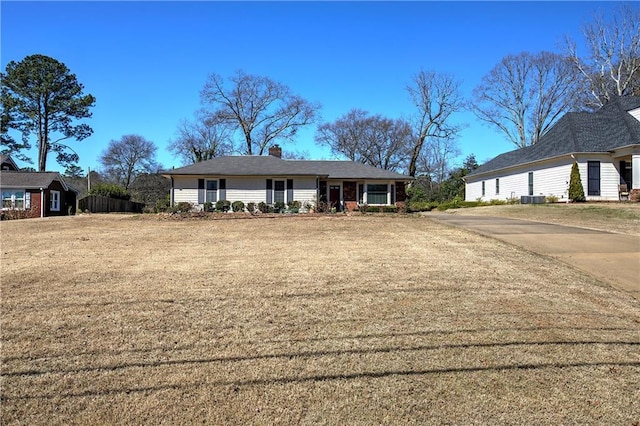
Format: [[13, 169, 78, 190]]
[[273, 180, 286, 204], [50, 190, 61, 212], [365, 182, 389, 205], [2, 189, 26, 210]]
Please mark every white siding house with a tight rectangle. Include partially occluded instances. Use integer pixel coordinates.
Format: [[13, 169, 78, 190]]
[[163, 147, 412, 212], [465, 96, 640, 202]]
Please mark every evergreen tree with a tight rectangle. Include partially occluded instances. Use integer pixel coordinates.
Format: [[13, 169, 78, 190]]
[[569, 162, 585, 202], [1, 54, 95, 171]]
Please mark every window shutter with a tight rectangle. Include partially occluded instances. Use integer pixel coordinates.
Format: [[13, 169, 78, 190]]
[[266, 179, 272, 204], [219, 179, 226, 200], [198, 179, 205, 204], [286, 179, 293, 203]]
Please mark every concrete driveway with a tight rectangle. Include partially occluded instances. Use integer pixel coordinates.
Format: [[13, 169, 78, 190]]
[[428, 214, 640, 300]]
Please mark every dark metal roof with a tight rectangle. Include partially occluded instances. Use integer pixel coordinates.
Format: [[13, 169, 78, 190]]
[[0, 171, 75, 192], [163, 156, 412, 180], [469, 96, 640, 177]]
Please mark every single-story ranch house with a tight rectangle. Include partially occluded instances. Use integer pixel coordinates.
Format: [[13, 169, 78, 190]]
[[0, 155, 78, 218], [163, 146, 412, 211], [465, 96, 640, 202]]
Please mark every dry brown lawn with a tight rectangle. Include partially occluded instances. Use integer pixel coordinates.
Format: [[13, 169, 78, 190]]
[[1, 213, 639, 424]]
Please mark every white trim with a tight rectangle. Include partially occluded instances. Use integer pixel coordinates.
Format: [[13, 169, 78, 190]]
[[273, 179, 286, 205], [205, 179, 218, 203], [50, 190, 61, 212], [1, 189, 26, 210]]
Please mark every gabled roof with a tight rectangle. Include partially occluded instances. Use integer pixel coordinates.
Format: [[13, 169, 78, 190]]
[[1, 154, 19, 171], [469, 96, 640, 177], [0, 171, 76, 192], [163, 156, 412, 180]]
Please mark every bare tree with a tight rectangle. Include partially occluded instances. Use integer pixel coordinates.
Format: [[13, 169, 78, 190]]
[[416, 137, 461, 186], [566, 4, 640, 108], [360, 117, 412, 172], [169, 112, 234, 165], [471, 52, 581, 149], [201, 70, 320, 155], [315, 109, 411, 171], [99, 134, 158, 189], [315, 109, 370, 162], [407, 70, 464, 177]]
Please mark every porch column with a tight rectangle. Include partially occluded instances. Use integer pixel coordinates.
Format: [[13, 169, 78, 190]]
[[633, 154, 640, 190]]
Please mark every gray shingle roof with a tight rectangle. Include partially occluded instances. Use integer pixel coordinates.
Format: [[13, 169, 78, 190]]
[[164, 156, 412, 180], [0, 171, 75, 192], [469, 96, 640, 177]]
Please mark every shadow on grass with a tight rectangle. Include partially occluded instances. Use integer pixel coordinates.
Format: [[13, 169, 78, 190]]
[[4, 359, 640, 401], [4, 338, 639, 379]]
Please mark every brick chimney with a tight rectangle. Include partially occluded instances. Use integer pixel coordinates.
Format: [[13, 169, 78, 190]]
[[268, 145, 282, 158]]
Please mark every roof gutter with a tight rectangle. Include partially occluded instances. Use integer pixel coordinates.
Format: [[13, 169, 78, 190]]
[[467, 151, 609, 179]]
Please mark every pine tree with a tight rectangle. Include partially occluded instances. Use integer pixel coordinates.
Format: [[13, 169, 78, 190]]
[[569, 162, 585, 202]]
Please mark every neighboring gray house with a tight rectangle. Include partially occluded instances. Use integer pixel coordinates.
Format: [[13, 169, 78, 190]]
[[465, 96, 640, 202], [163, 146, 412, 211], [1, 155, 78, 218]]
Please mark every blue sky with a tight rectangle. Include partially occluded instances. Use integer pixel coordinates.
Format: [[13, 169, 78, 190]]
[[0, 1, 627, 174]]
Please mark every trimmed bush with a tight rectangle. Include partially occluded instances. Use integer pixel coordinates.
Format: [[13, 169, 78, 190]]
[[167, 202, 194, 213], [215, 199, 231, 212], [287, 200, 302, 210], [232, 200, 245, 212], [246, 202, 257, 213]]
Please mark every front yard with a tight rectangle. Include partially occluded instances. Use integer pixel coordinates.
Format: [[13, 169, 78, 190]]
[[1, 214, 639, 424]]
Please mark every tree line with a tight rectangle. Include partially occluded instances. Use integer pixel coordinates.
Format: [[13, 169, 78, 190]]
[[1, 4, 638, 205]]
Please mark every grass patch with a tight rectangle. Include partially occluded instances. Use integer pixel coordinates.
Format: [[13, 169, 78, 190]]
[[444, 203, 640, 236], [1, 215, 639, 424]]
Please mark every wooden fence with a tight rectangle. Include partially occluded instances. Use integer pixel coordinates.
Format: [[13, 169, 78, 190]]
[[78, 195, 145, 213]]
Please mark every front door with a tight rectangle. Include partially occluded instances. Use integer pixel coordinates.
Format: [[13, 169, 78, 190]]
[[329, 185, 341, 211]]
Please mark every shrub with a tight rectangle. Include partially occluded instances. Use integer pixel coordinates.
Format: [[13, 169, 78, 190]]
[[315, 201, 330, 213], [287, 200, 302, 210], [215, 199, 231, 212], [407, 201, 435, 212], [436, 200, 482, 211], [257, 202, 269, 213], [546, 195, 559, 203], [203, 201, 214, 212], [1, 209, 37, 220], [273, 201, 285, 212], [246, 202, 257, 213], [167, 202, 194, 213], [88, 183, 130, 200], [232, 200, 245, 212], [155, 194, 171, 212], [569, 162, 585, 202]]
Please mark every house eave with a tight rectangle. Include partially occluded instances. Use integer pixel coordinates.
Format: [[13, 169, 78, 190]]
[[466, 151, 604, 180]]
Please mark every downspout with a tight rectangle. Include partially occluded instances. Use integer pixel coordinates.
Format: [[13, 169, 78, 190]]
[[40, 188, 44, 218]]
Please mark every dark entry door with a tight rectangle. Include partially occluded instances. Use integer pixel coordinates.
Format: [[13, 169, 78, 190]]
[[329, 185, 341, 211]]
